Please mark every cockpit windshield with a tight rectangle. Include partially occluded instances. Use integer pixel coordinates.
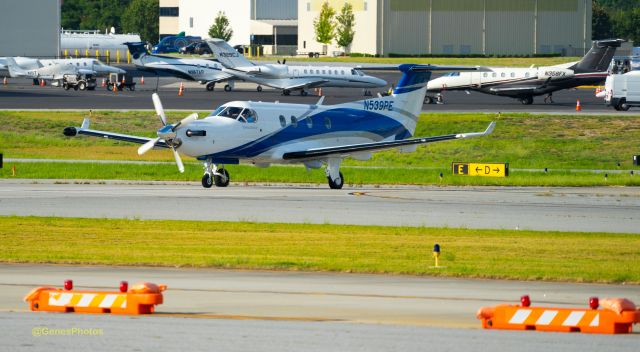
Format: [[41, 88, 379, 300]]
[[443, 72, 460, 77], [211, 106, 258, 123], [351, 69, 364, 76]]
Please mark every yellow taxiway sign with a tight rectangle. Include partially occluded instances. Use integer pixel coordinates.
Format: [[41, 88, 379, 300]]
[[452, 162, 509, 177]]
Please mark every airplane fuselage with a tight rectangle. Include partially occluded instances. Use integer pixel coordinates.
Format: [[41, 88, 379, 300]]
[[428, 66, 607, 98], [136, 54, 232, 82], [176, 98, 415, 165]]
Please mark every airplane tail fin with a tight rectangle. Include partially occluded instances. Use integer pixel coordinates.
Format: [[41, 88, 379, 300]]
[[572, 39, 625, 73], [205, 39, 253, 68], [123, 42, 148, 62], [5, 57, 29, 77]]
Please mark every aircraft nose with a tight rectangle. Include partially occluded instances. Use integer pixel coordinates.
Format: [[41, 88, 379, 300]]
[[426, 78, 441, 91], [372, 76, 387, 87]]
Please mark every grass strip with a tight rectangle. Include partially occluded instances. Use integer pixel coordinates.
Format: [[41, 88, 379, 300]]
[[1, 216, 638, 284]]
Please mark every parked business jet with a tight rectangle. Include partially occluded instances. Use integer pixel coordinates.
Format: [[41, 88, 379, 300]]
[[124, 42, 233, 91], [0, 57, 125, 79], [425, 39, 625, 105], [206, 39, 387, 96], [63, 64, 494, 189]]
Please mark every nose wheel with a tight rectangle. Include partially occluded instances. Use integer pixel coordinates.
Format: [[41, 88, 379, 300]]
[[327, 172, 344, 189], [202, 161, 230, 188]]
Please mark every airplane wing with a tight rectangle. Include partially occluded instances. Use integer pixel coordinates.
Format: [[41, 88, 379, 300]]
[[282, 79, 330, 91], [283, 122, 495, 160], [489, 77, 552, 93], [63, 118, 168, 148]]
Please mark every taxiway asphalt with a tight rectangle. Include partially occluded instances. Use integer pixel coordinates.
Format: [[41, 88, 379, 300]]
[[0, 180, 638, 233], [0, 264, 638, 351], [0, 71, 618, 113]]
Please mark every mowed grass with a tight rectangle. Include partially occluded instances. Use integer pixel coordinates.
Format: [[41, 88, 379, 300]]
[[1, 110, 640, 186], [0, 216, 638, 283]]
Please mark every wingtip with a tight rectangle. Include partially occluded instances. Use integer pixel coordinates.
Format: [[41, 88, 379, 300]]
[[485, 121, 496, 135]]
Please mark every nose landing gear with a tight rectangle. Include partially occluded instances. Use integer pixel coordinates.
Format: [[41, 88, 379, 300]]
[[202, 160, 230, 188]]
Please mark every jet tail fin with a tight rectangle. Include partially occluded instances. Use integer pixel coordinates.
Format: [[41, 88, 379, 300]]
[[572, 39, 625, 73], [205, 39, 253, 68], [5, 57, 29, 77], [123, 42, 148, 61]]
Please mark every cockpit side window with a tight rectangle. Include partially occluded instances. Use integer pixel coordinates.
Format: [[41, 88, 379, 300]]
[[239, 109, 258, 123], [217, 106, 244, 119], [351, 69, 357, 75]]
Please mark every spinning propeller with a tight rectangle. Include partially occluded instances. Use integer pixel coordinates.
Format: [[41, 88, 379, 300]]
[[137, 93, 198, 173]]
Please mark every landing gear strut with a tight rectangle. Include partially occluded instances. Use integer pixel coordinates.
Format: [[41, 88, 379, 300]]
[[202, 160, 230, 188]]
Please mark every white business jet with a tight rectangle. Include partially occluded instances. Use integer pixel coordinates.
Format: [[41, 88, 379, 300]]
[[206, 38, 387, 96], [1, 57, 124, 80], [124, 42, 233, 91], [425, 39, 624, 105], [63, 64, 495, 189]]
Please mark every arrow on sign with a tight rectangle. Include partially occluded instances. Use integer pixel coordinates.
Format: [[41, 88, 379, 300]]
[[476, 167, 481, 172]]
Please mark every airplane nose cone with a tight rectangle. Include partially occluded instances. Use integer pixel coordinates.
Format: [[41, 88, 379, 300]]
[[426, 78, 440, 91], [373, 77, 387, 87]]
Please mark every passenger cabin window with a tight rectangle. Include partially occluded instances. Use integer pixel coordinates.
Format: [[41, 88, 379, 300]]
[[492, 73, 496, 78], [322, 70, 326, 74], [341, 70, 345, 75], [483, 73, 488, 78], [500, 72, 505, 78], [306, 116, 313, 128], [510, 72, 515, 78], [304, 69, 308, 74], [279, 115, 286, 127], [525, 72, 530, 78], [290, 116, 298, 127]]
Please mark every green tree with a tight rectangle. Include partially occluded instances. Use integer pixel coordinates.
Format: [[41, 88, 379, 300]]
[[314, 1, 336, 46], [208, 11, 233, 42], [612, 8, 640, 44], [121, 0, 159, 43], [335, 2, 355, 53], [592, 2, 613, 39]]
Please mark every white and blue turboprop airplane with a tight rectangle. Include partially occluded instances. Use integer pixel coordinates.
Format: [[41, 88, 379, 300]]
[[63, 64, 495, 189]]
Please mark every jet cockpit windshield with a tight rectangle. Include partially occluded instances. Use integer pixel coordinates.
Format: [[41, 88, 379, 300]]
[[211, 106, 258, 123], [443, 72, 461, 77]]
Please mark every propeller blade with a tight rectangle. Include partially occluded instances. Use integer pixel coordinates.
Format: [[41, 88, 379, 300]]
[[172, 113, 199, 131], [282, 59, 286, 65], [138, 137, 160, 155], [172, 147, 184, 173], [152, 93, 167, 126], [277, 60, 281, 64]]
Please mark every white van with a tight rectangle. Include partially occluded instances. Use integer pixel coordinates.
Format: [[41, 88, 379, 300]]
[[605, 70, 640, 111]]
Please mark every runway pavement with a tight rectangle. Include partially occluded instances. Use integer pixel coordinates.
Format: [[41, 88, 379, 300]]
[[0, 180, 639, 233], [0, 264, 638, 351], [0, 71, 619, 113]]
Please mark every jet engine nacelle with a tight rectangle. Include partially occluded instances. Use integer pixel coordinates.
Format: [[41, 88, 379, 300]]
[[538, 67, 574, 80], [259, 64, 288, 78]]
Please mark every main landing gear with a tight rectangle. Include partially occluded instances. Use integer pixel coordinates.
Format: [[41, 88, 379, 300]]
[[201, 160, 230, 188], [519, 96, 534, 105], [325, 158, 344, 189]]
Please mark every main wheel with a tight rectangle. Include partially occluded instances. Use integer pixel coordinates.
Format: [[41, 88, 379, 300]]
[[78, 81, 86, 91], [520, 96, 533, 105], [327, 172, 344, 189], [214, 168, 230, 187], [202, 174, 213, 188], [283, 89, 291, 96], [206, 82, 215, 91], [424, 96, 433, 104], [224, 84, 232, 92], [300, 90, 308, 96], [620, 102, 630, 111], [257, 85, 263, 92]]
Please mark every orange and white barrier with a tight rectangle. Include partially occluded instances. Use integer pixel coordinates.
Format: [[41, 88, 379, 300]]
[[477, 295, 640, 334], [140, 76, 145, 85], [2, 77, 7, 85], [576, 99, 582, 111], [101, 79, 106, 88], [178, 82, 184, 96], [24, 280, 166, 315]]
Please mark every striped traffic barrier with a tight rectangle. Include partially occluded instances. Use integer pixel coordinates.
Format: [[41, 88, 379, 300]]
[[477, 295, 640, 334], [24, 280, 166, 315]]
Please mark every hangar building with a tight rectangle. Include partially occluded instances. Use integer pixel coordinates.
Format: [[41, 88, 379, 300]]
[[160, 0, 298, 54], [160, 0, 592, 57], [299, 0, 592, 56], [0, 0, 61, 57]]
